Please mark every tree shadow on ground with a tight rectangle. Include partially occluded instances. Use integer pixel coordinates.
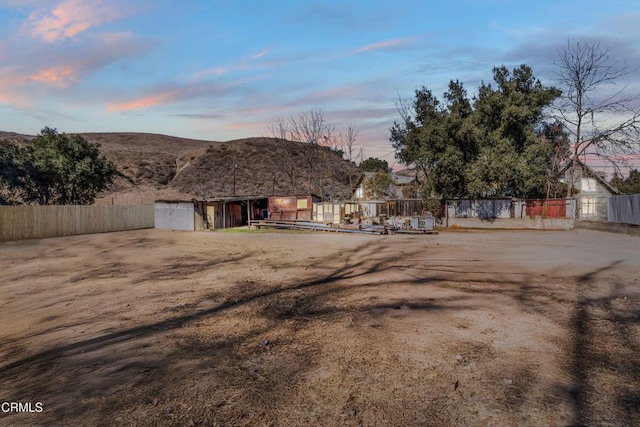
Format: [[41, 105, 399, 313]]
[[565, 261, 640, 426], [0, 237, 638, 425], [0, 239, 466, 425]]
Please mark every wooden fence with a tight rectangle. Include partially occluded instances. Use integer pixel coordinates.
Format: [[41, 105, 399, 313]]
[[0, 204, 155, 242]]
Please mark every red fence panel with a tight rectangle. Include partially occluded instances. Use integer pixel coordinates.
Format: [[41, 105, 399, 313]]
[[526, 199, 566, 218]]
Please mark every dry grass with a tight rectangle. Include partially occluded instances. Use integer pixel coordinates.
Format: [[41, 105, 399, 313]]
[[1, 229, 639, 425], [2, 131, 361, 205], [84, 133, 360, 204]]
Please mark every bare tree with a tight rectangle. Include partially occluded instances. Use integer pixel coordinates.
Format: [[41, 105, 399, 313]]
[[554, 39, 640, 196], [289, 109, 331, 146], [338, 123, 360, 195], [267, 110, 360, 199], [288, 109, 337, 195], [266, 117, 299, 194], [340, 122, 360, 163]]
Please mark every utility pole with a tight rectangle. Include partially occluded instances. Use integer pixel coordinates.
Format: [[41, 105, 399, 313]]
[[233, 161, 238, 196]]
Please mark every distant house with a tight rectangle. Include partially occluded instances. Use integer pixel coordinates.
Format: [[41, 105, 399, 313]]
[[561, 160, 620, 221], [353, 171, 419, 200]]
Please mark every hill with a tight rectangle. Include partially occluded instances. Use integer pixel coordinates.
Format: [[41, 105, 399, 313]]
[[1, 131, 362, 204]]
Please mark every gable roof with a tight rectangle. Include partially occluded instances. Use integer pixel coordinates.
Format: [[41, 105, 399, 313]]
[[360, 171, 418, 185], [561, 159, 620, 195]]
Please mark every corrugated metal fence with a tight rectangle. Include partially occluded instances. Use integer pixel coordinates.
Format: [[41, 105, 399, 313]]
[[608, 194, 640, 225], [357, 199, 425, 217], [447, 199, 575, 219], [0, 204, 155, 242]]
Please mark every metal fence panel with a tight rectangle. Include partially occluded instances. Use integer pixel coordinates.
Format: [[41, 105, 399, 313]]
[[447, 199, 511, 219], [608, 194, 640, 225], [447, 199, 572, 219]]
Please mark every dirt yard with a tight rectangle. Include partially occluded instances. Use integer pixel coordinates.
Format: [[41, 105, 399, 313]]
[[1, 228, 639, 426]]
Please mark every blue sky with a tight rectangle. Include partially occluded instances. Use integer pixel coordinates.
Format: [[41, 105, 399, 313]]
[[0, 0, 639, 169]]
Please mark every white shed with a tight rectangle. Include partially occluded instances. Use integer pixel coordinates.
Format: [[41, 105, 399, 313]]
[[154, 201, 196, 231]]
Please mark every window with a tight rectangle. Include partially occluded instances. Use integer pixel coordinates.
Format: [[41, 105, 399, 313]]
[[581, 196, 597, 218], [581, 178, 597, 192]]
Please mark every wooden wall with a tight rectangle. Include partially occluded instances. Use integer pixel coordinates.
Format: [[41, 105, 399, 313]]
[[0, 204, 155, 242]]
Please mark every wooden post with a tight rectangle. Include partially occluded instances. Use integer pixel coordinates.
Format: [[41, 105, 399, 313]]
[[445, 200, 449, 228]]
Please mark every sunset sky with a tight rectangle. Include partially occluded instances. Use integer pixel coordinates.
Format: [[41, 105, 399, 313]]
[[0, 0, 639, 170]]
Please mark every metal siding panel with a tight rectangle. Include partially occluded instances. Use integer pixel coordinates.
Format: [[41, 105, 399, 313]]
[[154, 203, 195, 230]]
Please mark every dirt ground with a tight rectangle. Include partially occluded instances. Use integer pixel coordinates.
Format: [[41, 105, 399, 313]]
[[1, 228, 639, 426]]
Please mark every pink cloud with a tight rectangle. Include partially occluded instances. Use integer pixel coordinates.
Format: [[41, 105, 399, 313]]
[[107, 79, 245, 112], [107, 93, 176, 112], [0, 63, 82, 107], [0, 27, 158, 110], [0, 91, 24, 105], [29, 66, 78, 88], [0, 68, 30, 105], [609, 154, 640, 161], [28, 0, 126, 42]]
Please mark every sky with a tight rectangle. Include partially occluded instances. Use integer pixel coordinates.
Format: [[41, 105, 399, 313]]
[[0, 0, 639, 172]]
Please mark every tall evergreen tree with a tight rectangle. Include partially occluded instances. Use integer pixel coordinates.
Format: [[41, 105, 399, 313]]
[[391, 65, 561, 199]]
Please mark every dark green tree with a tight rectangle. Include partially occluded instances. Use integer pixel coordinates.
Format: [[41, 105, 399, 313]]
[[611, 169, 640, 194], [0, 139, 27, 205], [361, 157, 389, 172], [16, 128, 116, 205], [366, 170, 394, 199], [391, 84, 462, 198], [391, 65, 561, 199], [466, 65, 561, 198]]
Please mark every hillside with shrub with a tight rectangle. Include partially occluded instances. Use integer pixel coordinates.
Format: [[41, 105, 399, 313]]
[[1, 131, 361, 204]]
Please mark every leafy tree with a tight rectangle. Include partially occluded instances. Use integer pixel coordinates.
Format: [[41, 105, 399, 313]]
[[538, 121, 571, 198], [366, 171, 394, 199], [401, 181, 420, 199], [361, 157, 389, 172], [554, 39, 640, 196], [468, 65, 561, 198], [611, 169, 640, 194], [9, 128, 116, 205], [0, 139, 27, 205], [391, 65, 561, 199]]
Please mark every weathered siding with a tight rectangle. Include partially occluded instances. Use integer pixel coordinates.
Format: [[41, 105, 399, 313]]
[[608, 194, 640, 225], [268, 196, 317, 220], [0, 204, 154, 242], [567, 165, 614, 221]]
